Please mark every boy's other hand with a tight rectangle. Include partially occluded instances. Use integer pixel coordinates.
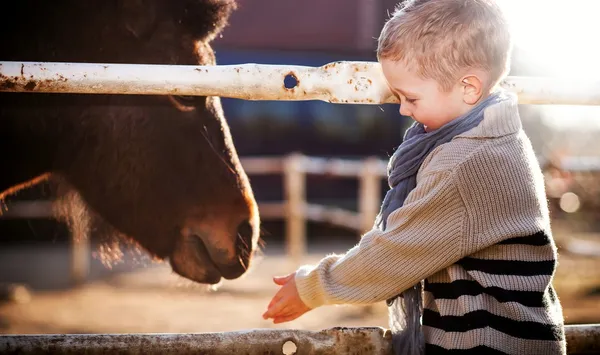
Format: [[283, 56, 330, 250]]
[[262, 272, 311, 324]]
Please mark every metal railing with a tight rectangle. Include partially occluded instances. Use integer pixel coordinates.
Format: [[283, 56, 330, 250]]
[[3, 61, 600, 106], [0, 325, 598, 354]]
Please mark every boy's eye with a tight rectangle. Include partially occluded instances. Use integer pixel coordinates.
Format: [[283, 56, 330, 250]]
[[406, 98, 417, 104]]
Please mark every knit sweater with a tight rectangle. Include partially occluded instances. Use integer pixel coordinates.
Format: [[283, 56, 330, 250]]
[[294, 95, 566, 354]]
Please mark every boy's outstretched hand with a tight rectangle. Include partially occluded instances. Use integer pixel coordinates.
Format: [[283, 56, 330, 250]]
[[262, 272, 312, 324]]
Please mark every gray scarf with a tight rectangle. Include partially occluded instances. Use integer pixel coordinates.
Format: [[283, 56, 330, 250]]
[[375, 91, 508, 355]]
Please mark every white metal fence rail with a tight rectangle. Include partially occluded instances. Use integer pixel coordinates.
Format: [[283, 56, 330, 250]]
[[0, 325, 597, 354], [3, 61, 600, 105]]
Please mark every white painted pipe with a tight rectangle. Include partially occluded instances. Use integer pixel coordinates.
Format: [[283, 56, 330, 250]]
[[0, 61, 395, 104], [2, 61, 600, 106], [0, 327, 392, 354], [0, 325, 597, 354]]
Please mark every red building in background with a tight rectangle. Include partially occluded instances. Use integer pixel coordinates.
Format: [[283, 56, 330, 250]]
[[214, 0, 398, 54]]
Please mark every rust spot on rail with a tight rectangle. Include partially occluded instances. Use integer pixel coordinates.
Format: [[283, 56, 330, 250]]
[[283, 71, 299, 92], [0, 72, 72, 91], [323, 62, 339, 70], [24, 81, 36, 90], [0, 74, 16, 90]]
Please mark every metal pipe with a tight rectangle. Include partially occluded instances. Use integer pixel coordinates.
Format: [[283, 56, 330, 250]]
[[2, 61, 600, 106], [0, 327, 392, 355], [0, 325, 597, 354], [565, 324, 600, 355], [0, 61, 395, 105]]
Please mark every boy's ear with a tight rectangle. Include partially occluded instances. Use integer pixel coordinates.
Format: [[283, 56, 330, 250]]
[[460, 74, 483, 105]]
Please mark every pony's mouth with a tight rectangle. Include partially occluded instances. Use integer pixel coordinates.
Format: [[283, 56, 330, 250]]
[[169, 234, 223, 285], [169, 221, 255, 284]]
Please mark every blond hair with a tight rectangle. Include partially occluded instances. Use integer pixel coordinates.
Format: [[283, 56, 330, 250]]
[[377, 0, 512, 91]]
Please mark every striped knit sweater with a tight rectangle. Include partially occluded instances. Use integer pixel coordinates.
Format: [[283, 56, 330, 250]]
[[294, 94, 566, 354]]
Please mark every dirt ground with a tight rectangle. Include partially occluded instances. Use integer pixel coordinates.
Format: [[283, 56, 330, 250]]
[[1, 232, 600, 335]]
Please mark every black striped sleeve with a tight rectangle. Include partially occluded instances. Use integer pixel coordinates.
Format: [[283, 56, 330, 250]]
[[498, 231, 551, 246], [423, 309, 565, 341], [457, 257, 555, 276], [424, 279, 544, 307], [425, 344, 508, 355]]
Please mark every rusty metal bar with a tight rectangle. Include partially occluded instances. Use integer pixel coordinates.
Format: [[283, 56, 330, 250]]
[[0, 61, 395, 105], [565, 324, 600, 354], [0, 327, 391, 355], [0, 325, 598, 354], [2, 61, 600, 106], [499, 76, 600, 106]]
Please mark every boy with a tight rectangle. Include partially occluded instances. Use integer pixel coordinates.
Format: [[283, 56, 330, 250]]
[[262, 0, 566, 354]]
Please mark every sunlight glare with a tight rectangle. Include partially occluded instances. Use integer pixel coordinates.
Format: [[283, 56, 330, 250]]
[[499, 0, 600, 78], [498, 1, 600, 130]]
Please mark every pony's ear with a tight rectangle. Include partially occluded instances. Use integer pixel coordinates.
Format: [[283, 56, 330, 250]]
[[169, 0, 238, 42]]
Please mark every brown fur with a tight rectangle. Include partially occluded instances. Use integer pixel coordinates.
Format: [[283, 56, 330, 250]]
[[0, 0, 260, 284]]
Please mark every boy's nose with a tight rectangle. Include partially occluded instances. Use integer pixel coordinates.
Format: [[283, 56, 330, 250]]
[[399, 105, 411, 117]]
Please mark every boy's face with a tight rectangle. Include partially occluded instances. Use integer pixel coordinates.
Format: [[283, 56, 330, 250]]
[[381, 59, 470, 131]]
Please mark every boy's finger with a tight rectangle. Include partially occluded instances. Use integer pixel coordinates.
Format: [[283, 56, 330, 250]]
[[273, 273, 294, 285], [273, 312, 303, 324], [267, 282, 292, 309], [267, 292, 283, 309], [263, 301, 280, 319], [271, 303, 294, 318], [263, 296, 289, 319], [266, 300, 308, 321]]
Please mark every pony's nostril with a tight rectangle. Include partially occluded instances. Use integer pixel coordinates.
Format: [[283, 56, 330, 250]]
[[236, 219, 254, 250]]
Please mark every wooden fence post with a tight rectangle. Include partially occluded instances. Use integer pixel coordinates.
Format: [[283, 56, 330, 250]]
[[70, 228, 90, 285], [284, 153, 306, 267], [359, 157, 382, 237], [357, 156, 383, 315]]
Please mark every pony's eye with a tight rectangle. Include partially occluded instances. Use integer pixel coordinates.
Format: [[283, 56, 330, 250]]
[[168, 95, 197, 112]]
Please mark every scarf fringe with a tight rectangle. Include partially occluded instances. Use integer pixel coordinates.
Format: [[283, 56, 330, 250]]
[[388, 282, 425, 355]]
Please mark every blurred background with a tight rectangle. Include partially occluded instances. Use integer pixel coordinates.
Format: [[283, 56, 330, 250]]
[[1, 0, 600, 335]]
